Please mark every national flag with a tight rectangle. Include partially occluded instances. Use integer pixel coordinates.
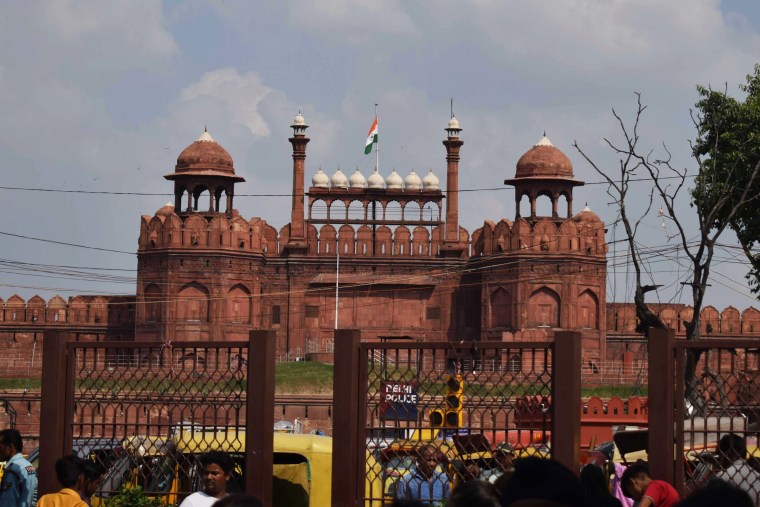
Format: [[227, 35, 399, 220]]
[[364, 117, 378, 155]]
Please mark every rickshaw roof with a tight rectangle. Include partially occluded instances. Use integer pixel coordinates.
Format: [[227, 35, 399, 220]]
[[173, 428, 333, 455]]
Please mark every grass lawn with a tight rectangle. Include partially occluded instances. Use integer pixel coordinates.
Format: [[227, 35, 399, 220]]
[[0, 365, 646, 399], [0, 378, 40, 390], [275, 361, 334, 394]]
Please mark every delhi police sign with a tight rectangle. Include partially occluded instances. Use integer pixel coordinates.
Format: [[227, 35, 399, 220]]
[[379, 381, 419, 421]]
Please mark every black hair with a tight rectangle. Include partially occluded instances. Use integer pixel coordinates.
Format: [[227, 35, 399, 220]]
[[391, 500, 427, 507], [198, 451, 235, 474], [0, 429, 23, 453], [719, 434, 747, 459], [499, 457, 585, 507], [55, 455, 86, 488], [449, 480, 501, 507], [81, 460, 105, 482], [676, 479, 752, 507], [619, 463, 650, 498], [580, 464, 608, 493], [213, 494, 264, 507]]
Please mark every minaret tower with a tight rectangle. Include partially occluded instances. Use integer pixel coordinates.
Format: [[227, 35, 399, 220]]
[[285, 112, 310, 253], [442, 115, 465, 256]]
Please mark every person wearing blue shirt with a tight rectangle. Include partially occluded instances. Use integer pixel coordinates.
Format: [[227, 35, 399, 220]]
[[396, 444, 449, 506], [0, 428, 38, 507]]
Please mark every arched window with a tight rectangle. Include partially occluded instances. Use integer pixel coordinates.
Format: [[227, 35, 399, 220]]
[[518, 193, 531, 217], [535, 193, 552, 217], [329, 200, 347, 223], [527, 287, 560, 328], [227, 284, 251, 323], [177, 283, 210, 322], [490, 288, 512, 328], [578, 290, 599, 329], [144, 284, 162, 322]]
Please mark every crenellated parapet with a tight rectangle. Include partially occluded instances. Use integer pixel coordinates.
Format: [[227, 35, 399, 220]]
[[606, 303, 760, 336], [138, 210, 281, 255], [0, 294, 135, 325], [471, 213, 606, 257]]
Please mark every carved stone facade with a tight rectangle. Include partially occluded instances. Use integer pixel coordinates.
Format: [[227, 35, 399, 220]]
[[131, 116, 607, 359], [5, 114, 758, 369]]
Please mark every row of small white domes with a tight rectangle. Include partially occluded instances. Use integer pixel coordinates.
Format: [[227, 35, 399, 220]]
[[312, 168, 440, 191]]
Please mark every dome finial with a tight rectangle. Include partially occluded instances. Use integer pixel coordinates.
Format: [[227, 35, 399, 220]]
[[204, 125, 208, 133]]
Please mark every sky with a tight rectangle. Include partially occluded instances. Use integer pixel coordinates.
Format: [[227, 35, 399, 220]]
[[1, 0, 759, 313]]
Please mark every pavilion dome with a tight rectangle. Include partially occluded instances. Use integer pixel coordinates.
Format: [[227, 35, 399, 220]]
[[386, 169, 403, 189], [422, 169, 440, 191], [349, 169, 366, 189], [175, 129, 235, 176], [368, 170, 385, 189], [156, 202, 175, 217], [404, 170, 421, 191], [331, 168, 348, 189], [312, 168, 329, 188], [514, 135, 574, 179], [574, 205, 603, 224]]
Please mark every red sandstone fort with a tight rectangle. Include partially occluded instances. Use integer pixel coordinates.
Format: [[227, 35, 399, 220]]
[[1, 114, 759, 380]]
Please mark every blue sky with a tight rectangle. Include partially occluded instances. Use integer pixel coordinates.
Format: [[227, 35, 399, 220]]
[[1, 0, 759, 312]]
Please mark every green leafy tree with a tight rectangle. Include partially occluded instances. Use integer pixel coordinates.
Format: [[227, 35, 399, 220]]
[[692, 64, 760, 295]]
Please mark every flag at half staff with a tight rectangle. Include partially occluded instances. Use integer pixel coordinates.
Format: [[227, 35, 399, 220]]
[[364, 116, 378, 155]]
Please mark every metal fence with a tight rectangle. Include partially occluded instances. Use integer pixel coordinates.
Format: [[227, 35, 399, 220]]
[[39, 330, 277, 505], [331, 330, 582, 506], [674, 339, 760, 503]]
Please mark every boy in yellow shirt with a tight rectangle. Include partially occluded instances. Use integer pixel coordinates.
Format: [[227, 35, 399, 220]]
[[37, 456, 88, 507]]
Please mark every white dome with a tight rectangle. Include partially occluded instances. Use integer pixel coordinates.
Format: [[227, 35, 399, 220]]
[[197, 129, 215, 143], [312, 168, 329, 188], [386, 169, 403, 189], [349, 168, 366, 189], [404, 170, 421, 191], [448, 117, 460, 130], [422, 169, 440, 191], [330, 168, 348, 189], [293, 112, 306, 126], [367, 170, 384, 189]]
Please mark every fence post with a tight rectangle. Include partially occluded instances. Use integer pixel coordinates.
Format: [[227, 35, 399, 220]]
[[331, 329, 361, 506], [246, 330, 276, 506], [38, 331, 70, 495], [647, 327, 675, 484], [552, 331, 581, 472]]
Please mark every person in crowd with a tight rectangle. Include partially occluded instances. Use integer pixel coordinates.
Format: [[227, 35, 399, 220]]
[[499, 457, 585, 507], [395, 445, 449, 506], [715, 433, 760, 505], [675, 479, 753, 507], [78, 461, 104, 507], [37, 455, 87, 507], [482, 443, 516, 485], [610, 462, 634, 507], [580, 464, 622, 507], [620, 463, 679, 507], [448, 479, 500, 507], [213, 494, 263, 507], [460, 460, 482, 482], [179, 451, 235, 507], [0, 428, 38, 507]]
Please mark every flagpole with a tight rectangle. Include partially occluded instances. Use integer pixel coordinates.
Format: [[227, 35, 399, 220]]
[[334, 243, 339, 330], [374, 103, 379, 172]]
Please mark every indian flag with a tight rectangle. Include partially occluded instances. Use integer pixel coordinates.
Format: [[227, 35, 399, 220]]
[[364, 116, 378, 155]]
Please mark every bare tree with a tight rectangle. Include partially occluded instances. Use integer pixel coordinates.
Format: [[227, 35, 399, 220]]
[[573, 93, 760, 411]]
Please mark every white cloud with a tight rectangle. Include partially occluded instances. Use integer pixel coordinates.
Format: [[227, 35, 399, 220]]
[[178, 68, 273, 139]]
